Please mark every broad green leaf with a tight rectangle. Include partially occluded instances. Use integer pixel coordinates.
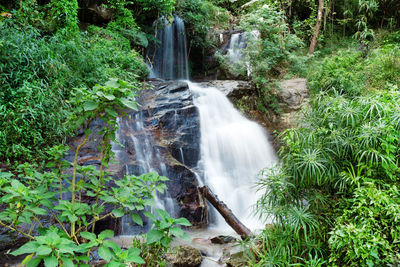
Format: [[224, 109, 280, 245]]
[[107, 261, 120, 267], [61, 257, 74, 267], [76, 255, 90, 261], [175, 217, 192, 227], [98, 230, 114, 240], [105, 107, 118, 118], [126, 247, 145, 263], [0, 172, 13, 179], [127, 254, 145, 264], [112, 208, 125, 218], [26, 257, 42, 267], [43, 256, 58, 267], [160, 236, 172, 248], [103, 94, 115, 101], [121, 99, 137, 111], [160, 220, 172, 230], [59, 244, 77, 254], [11, 241, 40, 256], [126, 247, 140, 256], [83, 101, 98, 111], [103, 240, 121, 254], [143, 211, 156, 221], [36, 245, 52, 256], [67, 213, 78, 223], [105, 79, 120, 88], [146, 229, 163, 244], [21, 253, 34, 265], [156, 209, 170, 221], [11, 179, 24, 190], [80, 231, 96, 241], [31, 207, 47, 216], [98, 246, 113, 262], [130, 213, 143, 226], [169, 227, 190, 240]]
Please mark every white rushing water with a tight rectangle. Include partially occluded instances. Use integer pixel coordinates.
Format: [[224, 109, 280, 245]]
[[113, 114, 177, 235], [227, 32, 247, 63], [188, 81, 276, 230], [148, 15, 189, 80]]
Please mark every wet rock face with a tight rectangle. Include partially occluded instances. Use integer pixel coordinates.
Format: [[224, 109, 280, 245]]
[[66, 79, 207, 227], [120, 79, 206, 225], [0, 228, 28, 265]]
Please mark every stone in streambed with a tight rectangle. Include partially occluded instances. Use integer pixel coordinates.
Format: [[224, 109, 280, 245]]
[[226, 251, 245, 267], [165, 245, 203, 267], [210, 235, 237, 244]]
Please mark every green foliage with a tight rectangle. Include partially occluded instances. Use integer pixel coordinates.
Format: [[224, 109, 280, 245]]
[[329, 183, 400, 266], [131, 209, 191, 266], [240, 5, 303, 81], [0, 79, 188, 266], [176, 0, 229, 50], [105, 0, 152, 49], [0, 20, 148, 163], [13, 0, 79, 35], [133, 0, 176, 15], [308, 44, 400, 96], [46, 0, 79, 34], [254, 43, 400, 265], [145, 209, 191, 247], [250, 167, 324, 265], [225, 4, 302, 113]]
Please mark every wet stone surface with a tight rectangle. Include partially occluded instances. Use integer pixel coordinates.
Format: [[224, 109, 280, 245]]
[[66, 79, 208, 229]]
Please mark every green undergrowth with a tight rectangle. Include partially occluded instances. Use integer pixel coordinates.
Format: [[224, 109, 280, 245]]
[[308, 42, 400, 97], [0, 20, 148, 164], [246, 39, 400, 266], [0, 79, 191, 267]]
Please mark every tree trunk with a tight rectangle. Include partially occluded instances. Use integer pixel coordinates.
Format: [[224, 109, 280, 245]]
[[309, 0, 325, 54], [199, 186, 252, 239]]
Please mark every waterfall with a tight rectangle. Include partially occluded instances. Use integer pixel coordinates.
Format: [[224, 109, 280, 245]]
[[113, 114, 177, 235], [226, 31, 260, 77], [144, 16, 276, 231], [148, 15, 189, 80], [189, 82, 276, 230], [227, 32, 247, 63]]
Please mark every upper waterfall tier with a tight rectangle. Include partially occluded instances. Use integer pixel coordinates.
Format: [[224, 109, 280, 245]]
[[147, 15, 189, 80]]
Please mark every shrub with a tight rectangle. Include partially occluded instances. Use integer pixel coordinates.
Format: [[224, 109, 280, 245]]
[[308, 44, 400, 96], [222, 4, 303, 114], [0, 20, 148, 164], [176, 0, 229, 50], [1, 79, 191, 266], [253, 51, 400, 265], [329, 183, 400, 266]]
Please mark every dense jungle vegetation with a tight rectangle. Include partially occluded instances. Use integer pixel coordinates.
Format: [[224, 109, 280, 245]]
[[0, 0, 399, 266]]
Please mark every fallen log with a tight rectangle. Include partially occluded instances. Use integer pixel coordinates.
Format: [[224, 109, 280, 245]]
[[199, 186, 252, 239]]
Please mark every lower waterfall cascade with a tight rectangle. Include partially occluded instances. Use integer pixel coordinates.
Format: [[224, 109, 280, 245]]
[[189, 81, 276, 230]]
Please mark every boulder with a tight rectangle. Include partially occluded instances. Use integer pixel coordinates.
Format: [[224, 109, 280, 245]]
[[278, 78, 309, 112], [0, 228, 28, 266], [66, 79, 208, 230], [197, 80, 254, 98], [226, 251, 245, 267], [210, 235, 237, 244], [166, 245, 203, 267]]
